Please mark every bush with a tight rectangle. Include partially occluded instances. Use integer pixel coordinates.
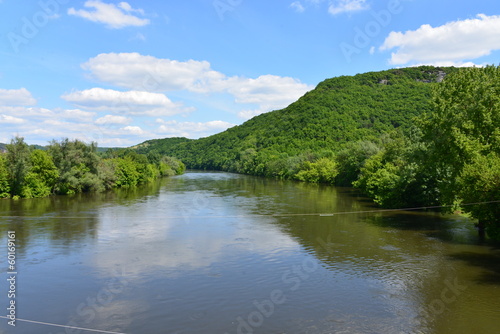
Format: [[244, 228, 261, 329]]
[[295, 157, 339, 184]]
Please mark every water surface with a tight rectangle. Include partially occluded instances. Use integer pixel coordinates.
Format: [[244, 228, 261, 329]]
[[1, 171, 499, 334]]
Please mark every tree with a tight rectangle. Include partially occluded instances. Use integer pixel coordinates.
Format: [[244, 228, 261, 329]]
[[114, 157, 140, 187], [420, 65, 500, 238], [353, 129, 441, 208], [48, 139, 101, 194], [0, 154, 10, 198], [295, 157, 339, 184], [21, 150, 59, 198], [335, 140, 380, 186], [6, 136, 31, 196], [459, 154, 500, 239]]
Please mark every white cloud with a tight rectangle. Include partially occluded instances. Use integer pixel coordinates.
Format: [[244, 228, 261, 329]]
[[118, 2, 144, 15], [410, 61, 483, 68], [0, 105, 154, 147], [0, 88, 36, 106], [68, 0, 149, 29], [82, 53, 313, 118], [380, 14, 500, 66], [290, 1, 305, 13], [328, 0, 369, 15], [156, 120, 235, 138], [82, 53, 224, 92], [60, 109, 96, 122], [122, 125, 145, 135], [0, 114, 25, 124], [61, 88, 191, 116], [229, 75, 311, 119], [95, 114, 131, 125]]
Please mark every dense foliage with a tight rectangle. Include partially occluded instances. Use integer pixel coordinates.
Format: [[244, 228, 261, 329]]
[[355, 66, 500, 238], [0, 137, 185, 199], [422, 66, 500, 238]]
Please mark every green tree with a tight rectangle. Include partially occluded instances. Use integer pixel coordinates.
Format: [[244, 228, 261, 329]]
[[21, 150, 59, 198], [0, 154, 10, 198], [420, 65, 500, 238], [335, 140, 380, 186], [6, 136, 31, 196], [459, 154, 500, 239], [48, 139, 101, 194], [295, 157, 339, 184], [353, 129, 440, 208], [114, 157, 141, 187]]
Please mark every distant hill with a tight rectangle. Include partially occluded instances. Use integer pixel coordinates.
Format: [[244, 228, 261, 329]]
[[131, 137, 193, 155], [132, 66, 458, 173]]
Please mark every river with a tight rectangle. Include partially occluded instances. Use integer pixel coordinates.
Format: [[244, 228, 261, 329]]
[[1, 171, 499, 334]]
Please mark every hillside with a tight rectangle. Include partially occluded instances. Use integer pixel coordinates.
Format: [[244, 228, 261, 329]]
[[132, 137, 192, 155], [133, 66, 458, 174]]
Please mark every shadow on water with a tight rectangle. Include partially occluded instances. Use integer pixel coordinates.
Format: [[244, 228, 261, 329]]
[[364, 211, 495, 246], [448, 251, 500, 285]]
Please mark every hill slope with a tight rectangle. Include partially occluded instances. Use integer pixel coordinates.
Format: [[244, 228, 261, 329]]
[[134, 66, 458, 174]]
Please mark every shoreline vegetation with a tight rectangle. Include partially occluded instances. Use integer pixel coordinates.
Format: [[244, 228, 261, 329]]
[[0, 137, 185, 200]]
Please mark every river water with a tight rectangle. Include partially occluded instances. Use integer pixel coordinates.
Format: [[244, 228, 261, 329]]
[[1, 171, 499, 334]]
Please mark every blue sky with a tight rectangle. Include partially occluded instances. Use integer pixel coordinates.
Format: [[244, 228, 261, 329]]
[[1, 0, 499, 147]]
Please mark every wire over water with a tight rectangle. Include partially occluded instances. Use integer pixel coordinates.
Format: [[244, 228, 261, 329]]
[[0, 316, 126, 334], [1, 200, 499, 219]]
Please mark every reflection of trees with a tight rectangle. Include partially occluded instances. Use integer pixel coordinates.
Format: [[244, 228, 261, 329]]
[[0, 176, 169, 250], [165, 171, 365, 216]]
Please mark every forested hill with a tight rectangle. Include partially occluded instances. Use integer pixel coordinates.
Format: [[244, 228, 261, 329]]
[[135, 66, 457, 171], [132, 137, 192, 154], [134, 66, 457, 171]]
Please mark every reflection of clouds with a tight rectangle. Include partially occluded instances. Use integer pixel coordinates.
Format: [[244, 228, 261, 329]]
[[69, 299, 150, 334], [91, 189, 299, 279]]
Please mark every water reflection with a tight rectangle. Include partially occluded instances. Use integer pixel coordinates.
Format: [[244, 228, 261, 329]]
[[0, 172, 499, 334]]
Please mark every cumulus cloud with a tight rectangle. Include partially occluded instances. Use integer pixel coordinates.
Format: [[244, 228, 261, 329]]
[[0, 88, 36, 106], [0, 114, 25, 124], [0, 104, 233, 147], [229, 75, 310, 119], [68, 0, 150, 29], [82, 53, 313, 118], [61, 88, 191, 116], [0, 103, 152, 147], [410, 61, 483, 68], [0, 107, 96, 122], [122, 125, 145, 135], [95, 114, 131, 125], [380, 14, 500, 66], [156, 119, 235, 138], [60, 109, 96, 122], [328, 0, 369, 15], [82, 53, 224, 92]]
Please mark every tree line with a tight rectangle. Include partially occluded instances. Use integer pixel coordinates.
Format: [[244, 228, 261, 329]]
[[0, 138, 185, 199]]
